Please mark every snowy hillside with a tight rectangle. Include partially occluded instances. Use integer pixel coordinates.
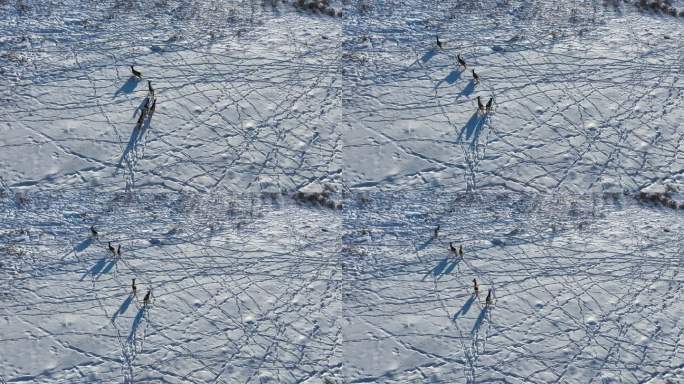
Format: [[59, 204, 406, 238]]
[[1, 0, 683, 383]]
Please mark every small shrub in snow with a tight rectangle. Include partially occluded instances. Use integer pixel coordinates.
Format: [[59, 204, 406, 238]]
[[14, 192, 30, 206], [15, 0, 29, 13], [357, 193, 370, 205], [292, 184, 341, 209], [293, 190, 341, 209], [290, 0, 339, 17], [357, 1, 372, 13], [633, 0, 681, 16], [306, 1, 319, 11]]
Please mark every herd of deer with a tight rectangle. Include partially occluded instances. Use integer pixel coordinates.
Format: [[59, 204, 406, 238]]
[[90, 225, 153, 307], [436, 225, 496, 309], [119, 42, 495, 316], [436, 35, 494, 116], [130, 65, 157, 131]]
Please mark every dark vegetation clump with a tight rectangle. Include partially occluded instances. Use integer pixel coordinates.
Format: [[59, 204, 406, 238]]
[[15, 0, 30, 13], [14, 192, 30, 206], [292, 190, 342, 210], [637, 188, 684, 209], [292, 0, 341, 17], [634, 0, 681, 16]]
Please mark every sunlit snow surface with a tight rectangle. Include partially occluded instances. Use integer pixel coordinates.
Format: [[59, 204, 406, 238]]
[[1, 192, 682, 383], [1, 0, 683, 383]]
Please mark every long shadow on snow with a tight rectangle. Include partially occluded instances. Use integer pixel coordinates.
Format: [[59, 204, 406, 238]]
[[115, 105, 156, 174], [456, 112, 485, 146], [460, 80, 476, 97], [415, 235, 434, 251], [435, 69, 462, 88], [112, 294, 134, 322], [80, 257, 107, 281], [445, 70, 461, 84], [116, 126, 143, 172], [74, 238, 92, 252], [443, 258, 459, 275], [132, 96, 151, 119], [471, 306, 489, 335], [422, 257, 460, 280], [128, 306, 146, 341], [453, 295, 476, 320], [409, 49, 437, 68], [431, 258, 449, 276], [101, 258, 117, 274], [114, 76, 140, 98], [421, 48, 437, 63], [80, 257, 117, 281], [137, 107, 155, 139]]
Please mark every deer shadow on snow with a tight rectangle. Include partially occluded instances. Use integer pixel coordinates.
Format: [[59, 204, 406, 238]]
[[115, 126, 141, 173], [422, 257, 461, 280], [116, 97, 156, 173], [460, 80, 476, 97], [421, 48, 437, 63], [128, 306, 146, 342], [457, 112, 486, 147], [132, 96, 151, 119], [445, 69, 461, 84], [73, 237, 92, 252], [415, 235, 434, 251], [112, 294, 134, 322], [452, 295, 476, 320], [80, 256, 117, 281], [114, 76, 140, 98], [435, 68, 464, 88], [408, 49, 437, 68], [471, 306, 490, 335], [451, 295, 492, 335]]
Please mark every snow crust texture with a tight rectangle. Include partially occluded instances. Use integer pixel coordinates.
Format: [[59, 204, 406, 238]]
[[1, 193, 683, 383]]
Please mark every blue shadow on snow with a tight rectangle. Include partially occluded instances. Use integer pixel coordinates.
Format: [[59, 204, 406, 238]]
[[453, 295, 476, 320], [114, 76, 140, 97]]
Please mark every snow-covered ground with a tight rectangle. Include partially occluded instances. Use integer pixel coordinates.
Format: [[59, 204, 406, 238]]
[[1, 1, 341, 192], [342, 1, 684, 193], [0, 193, 342, 383], [1, 0, 683, 383], [342, 192, 683, 383]]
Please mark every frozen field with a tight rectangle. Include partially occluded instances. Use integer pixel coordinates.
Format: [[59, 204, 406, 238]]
[[1, 0, 683, 383]]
